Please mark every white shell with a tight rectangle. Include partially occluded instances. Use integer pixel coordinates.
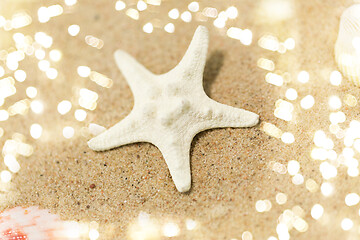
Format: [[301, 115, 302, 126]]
[[0, 206, 78, 239], [335, 4, 360, 85]]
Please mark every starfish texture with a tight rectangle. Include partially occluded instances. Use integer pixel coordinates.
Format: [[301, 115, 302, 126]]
[[88, 26, 259, 192]]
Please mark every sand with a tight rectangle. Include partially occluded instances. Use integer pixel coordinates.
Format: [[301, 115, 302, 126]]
[[1, 0, 360, 239]]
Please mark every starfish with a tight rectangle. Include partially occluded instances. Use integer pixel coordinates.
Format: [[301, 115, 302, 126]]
[[88, 26, 259, 192]]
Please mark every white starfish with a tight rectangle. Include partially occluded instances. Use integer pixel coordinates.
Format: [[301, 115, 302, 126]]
[[88, 26, 259, 192]]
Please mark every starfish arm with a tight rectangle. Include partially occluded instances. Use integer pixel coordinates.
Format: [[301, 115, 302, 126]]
[[155, 135, 192, 192], [114, 50, 154, 97], [87, 111, 145, 151], [196, 98, 259, 129], [166, 26, 209, 82]]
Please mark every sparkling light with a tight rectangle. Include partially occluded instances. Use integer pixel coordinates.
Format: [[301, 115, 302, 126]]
[[30, 123, 43, 139], [300, 95, 315, 109], [115, 0, 126, 11], [65, 0, 77, 6], [0, 77, 16, 99], [345, 193, 360, 206], [11, 12, 32, 29], [163, 222, 180, 237], [146, 0, 161, 6], [47, 5, 63, 18], [63, 126, 75, 139], [30, 100, 44, 114], [344, 94, 357, 107], [6, 53, 19, 70], [258, 34, 279, 51], [46, 68, 58, 79], [329, 111, 346, 124], [226, 27, 252, 45], [38, 60, 50, 71], [77, 66, 91, 77], [214, 18, 226, 28], [272, 162, 287, 174], [306, 179, 319, 192], [292, 174, 304, 185], [259, 0, 293, 22], [330, 71, 342, 86], [226, 6, 238, 19], [200, 7, 216, 18], [242, 231, 253, 240], [75, 109, 87, 121], [0, 66, 4, 77], [143, 23, 153, 34], [256, 200, 267, 212], [126, 8, 139, 20], [13, 32, 24, 43], [79, 88, 98, 110], [311, 204, 324, 220], [285, 88, 298, 100], [341, 218, 353, 231], [0, 110, 9, 121], [68, 24, 80, 36], [321, 182, 333, 197], [137, 1, 147, 11], [85, 35, 104, 49], [276, 193, 287, 205], [313, 131, 328, 148], [281, 132, 294, 144], [168, 9, 180, 19], [297, 71, 309, 83], [4, 154, 20, 173], [284, 38, 295, 50], [89, 71, 113, 88], [8, 100, 30, 116], [319, 162, 337, 180], [276, 223, 289, 240], [35, 32, 53, 48], [14, 69, 26, 82], [89, 229, 99, 240], [240, 29, 252, 46], [328, 96, 341, 110], [49, 49, 62, 62], [35, 49, 46, 60], [266, 73, 283, 86], [57, 100, 72, 115], [257, 58, 275, 71], [185, 219, 197, 230], [38, 7, 50, 23], [188, 2, 199, 12], [293, 218, 308, 232], [227, 27, 242, 39], [287, 160, 300, 175], [164, 23, 175, 33], [262, 122, 282, 138], [181, 11, 192, 22], [0, 170, 11, 183], [274, 99, 293, 121], [348, 168, 359, 177]]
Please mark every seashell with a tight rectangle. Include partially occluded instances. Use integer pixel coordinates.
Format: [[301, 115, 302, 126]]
[[335, 4, 360, 85], [0, 206, 77, 240]]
